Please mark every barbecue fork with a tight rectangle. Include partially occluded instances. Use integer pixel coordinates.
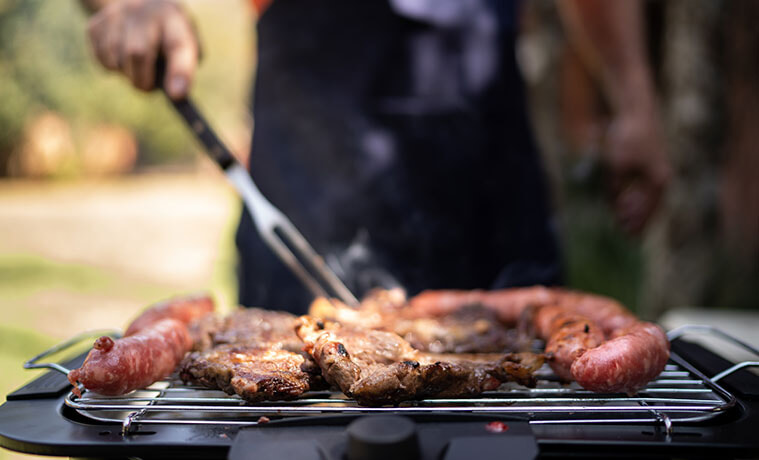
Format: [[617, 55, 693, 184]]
[[159, 87, 359, 306]]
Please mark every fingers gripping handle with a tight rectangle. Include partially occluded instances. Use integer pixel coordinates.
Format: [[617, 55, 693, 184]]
[[153, 59, 359, 306], [155, 57, 236, 170], [168, 98, 237, 170]]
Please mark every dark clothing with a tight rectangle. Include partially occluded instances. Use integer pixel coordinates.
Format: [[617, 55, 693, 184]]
[[236, 0, 561, 313]]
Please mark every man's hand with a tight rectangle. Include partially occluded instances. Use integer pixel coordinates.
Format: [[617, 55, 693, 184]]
[[559, 0, 672, 234], [86, 0, 199, 100], [605, 107, 671, 234]]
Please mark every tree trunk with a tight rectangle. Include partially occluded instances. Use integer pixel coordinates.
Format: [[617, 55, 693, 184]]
[[641, 0, 723, 317]]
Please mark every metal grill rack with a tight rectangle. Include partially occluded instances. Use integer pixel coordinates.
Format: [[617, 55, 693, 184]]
[[26, 325, 759, 437]]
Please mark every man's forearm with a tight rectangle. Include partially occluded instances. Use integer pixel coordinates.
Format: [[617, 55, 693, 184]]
[[558, 0, 656, 115]]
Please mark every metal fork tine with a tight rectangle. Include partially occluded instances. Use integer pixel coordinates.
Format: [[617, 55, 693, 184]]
[[258, 229, 331, 301], [164, 95, 360, 306], [275, 218, 360, 306], [227, 164, 359, 306]]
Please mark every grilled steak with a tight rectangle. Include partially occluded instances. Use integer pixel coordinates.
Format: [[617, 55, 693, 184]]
[[309, 289, 524, 353], [182, 304, 542, 405], [179, 345, 325, 401], [295, 316, 544, 406], [189, 308, 302, 352], [181, 308, 325, 401]]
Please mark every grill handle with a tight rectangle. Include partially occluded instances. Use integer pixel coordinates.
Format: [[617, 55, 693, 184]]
[[23, 329, 121, 376], [667, 324, 759, 382]]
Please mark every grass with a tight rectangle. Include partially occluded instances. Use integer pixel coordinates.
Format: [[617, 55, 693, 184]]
[[0, 253, 188, 338], [563, 199, 644, 314], [0, 249, 238, 460], [0, 326, 57, 396], [0, 247, 238, 386], [0, 174, 241, 460], [0, 253, 122, 300]]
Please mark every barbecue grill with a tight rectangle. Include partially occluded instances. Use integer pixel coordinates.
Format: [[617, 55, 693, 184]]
[[1, 324, 758, 459]]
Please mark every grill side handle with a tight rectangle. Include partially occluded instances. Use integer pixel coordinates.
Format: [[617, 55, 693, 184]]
[[668, 324, 759, 399], [23, 329, 121, 376], [10, 330, 121, 400], [667, 324, 759, 357]]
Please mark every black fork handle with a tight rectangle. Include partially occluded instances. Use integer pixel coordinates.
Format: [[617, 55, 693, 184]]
[[166, 97, 236, 170], [155, 58, 236, 170]]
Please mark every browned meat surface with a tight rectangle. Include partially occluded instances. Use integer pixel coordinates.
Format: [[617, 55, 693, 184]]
[[384, 306, 523, 353], [189, 308, 302, 352], [408, 288, 669, 394], [179, 345, 325, 401], [308, 289, 407, 330], [181, 308, 326, 401], [309, 289, 524, 353], [295, 316, 544, 406]]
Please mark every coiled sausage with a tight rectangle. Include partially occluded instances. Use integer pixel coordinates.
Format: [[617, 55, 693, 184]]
[[408, 287, 669, 394]]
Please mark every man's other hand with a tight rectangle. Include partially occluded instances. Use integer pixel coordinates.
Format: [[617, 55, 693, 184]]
[[87, 0, 199, 100], [605, 109, 671, 235]]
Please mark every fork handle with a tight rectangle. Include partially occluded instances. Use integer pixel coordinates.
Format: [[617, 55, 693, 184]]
[[168, 97, 237, 170], [155, 57, 236, 170]]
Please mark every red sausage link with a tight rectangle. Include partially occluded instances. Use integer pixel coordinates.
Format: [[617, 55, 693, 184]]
[[409, 287, 555, 324], [536, 305, 605, 381], [407, 288, 669, 393], [68, 319, 192, 396], [550, 289, 637, 338], [571, 322, 670, 394], [124, 294, 214, 336]]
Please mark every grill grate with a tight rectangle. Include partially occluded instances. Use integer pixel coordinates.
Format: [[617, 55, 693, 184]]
[[28, 325, 759, 436], [63, 351, 733, 435]]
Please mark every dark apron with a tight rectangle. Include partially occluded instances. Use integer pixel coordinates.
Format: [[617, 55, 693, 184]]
[[236, 0, 561, 313]]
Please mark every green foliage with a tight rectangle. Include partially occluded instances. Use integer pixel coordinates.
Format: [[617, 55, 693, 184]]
[[0, 251, 199, 305], [0, 0, 215, 170], [559, 160, 644, 313], [0, 253, 115, 300], [0, 325, 56, 394]]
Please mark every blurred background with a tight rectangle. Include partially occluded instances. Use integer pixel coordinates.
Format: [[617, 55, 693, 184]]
[[0, 3, 252, 458], [0, 1, 757, 458]]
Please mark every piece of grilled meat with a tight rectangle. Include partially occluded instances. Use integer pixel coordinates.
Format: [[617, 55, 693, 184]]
[[295, 316, 544, 406], [181, 308, 325, 401], [189, 307, 302, 352], [179, 344, 325, 401], [309, 289, 525, 353]]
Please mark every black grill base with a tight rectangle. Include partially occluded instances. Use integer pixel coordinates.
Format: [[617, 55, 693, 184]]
[[1, 339, 758, 459]]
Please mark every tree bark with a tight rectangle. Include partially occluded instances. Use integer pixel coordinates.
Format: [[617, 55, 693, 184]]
[[641, 0, 723, 317]]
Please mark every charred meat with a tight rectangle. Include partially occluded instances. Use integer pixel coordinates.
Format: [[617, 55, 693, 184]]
[[295, 316, 544, 406], [179, 345, 325, 401], [189, 307, 302, 352], [181, 308, 326, 401], [309, 289, 525, 353]]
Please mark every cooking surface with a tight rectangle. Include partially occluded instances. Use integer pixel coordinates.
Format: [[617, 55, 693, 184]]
[[62, 358, 730, 428], [2, 334, 759, 459]]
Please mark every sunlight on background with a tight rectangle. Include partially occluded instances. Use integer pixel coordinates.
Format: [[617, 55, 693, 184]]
[[0, 3, 252, 458]]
